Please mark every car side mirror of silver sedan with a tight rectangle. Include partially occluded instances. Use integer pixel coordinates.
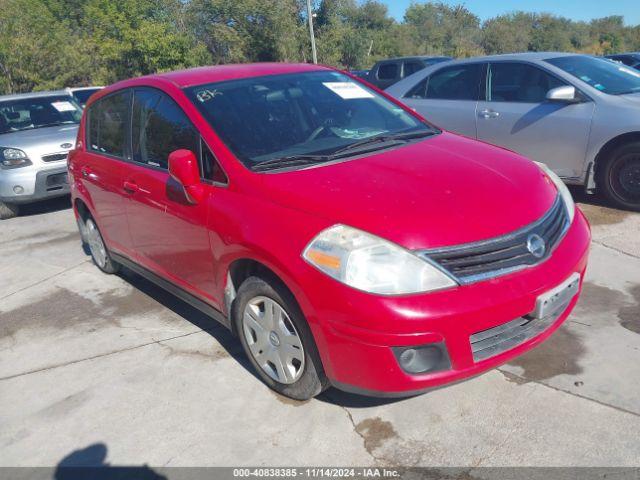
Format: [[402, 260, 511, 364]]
[[546, 85, 580, 103]]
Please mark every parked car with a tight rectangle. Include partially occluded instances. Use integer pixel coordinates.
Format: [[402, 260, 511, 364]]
[[70, 63, 590, 399], [348, 69, 370, 80], [0, 90, 82, 219], [605, 52, 640, 70], [387, 52, 640, 211], [367, 56, 452, 89], [67, 86, 104, 108]]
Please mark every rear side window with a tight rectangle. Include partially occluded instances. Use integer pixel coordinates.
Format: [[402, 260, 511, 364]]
[[489, 63, 565, 103], [426, 64, 482, 100], [403, 62, 423, 77], [405, 64, 482, 100], [377, 63, 398, 80], [132, 89, 199, 169], [87, 91, 129, 158]]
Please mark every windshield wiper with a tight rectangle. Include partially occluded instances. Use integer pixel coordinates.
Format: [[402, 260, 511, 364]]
[[330, 129, 435, 156], [251, 129, 436, 172], [251, 154, 332, 172]]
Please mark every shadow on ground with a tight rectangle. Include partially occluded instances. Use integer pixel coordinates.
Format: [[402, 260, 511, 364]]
[[16, 195, 72, 217], [54, 443, 166, 480]]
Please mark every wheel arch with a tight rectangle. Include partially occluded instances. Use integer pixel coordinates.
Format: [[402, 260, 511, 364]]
[[593, 131, 640, 187], [225, 256, 331, 385], [226, 258, 301, 332], [74, 197, 92, 221]]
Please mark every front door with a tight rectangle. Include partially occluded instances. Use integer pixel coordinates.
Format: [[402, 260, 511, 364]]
[[124, 88, 218, 306], [476, 62, 595, 179]]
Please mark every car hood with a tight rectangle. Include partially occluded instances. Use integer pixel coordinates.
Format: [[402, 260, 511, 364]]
[[257, 132, 557, 250], [618, 92, 640, 106], [0, 124, 79, 150]]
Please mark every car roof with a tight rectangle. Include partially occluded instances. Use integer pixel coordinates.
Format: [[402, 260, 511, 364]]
[[450, 51, 581, 64], [110, 62, 331, 91], [377, 56, 452, 62], [606, 52, 640, 57], [0, 89, 73, 102], [68, 86, 104, 92]]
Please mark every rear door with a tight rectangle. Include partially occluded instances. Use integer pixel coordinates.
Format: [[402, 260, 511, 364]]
[[82, 90, 133, 254], [374, 61, 401, 89], [402, 63, 484, 138], [476, 61, 594, 179], [124, 87, 219, 304]]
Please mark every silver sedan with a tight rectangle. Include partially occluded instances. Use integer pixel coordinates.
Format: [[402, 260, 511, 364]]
[[386, 52, 640, 211]]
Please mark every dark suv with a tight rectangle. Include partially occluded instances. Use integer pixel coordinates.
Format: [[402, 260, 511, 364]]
[[367, 56, 452, 89]]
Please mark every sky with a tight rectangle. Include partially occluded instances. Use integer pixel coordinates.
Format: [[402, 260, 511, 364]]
[[382, 0, 640, 26]]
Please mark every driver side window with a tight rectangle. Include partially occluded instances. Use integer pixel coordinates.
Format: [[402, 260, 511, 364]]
[[131, 88, 199, 169], [488, 63, 566, 103]]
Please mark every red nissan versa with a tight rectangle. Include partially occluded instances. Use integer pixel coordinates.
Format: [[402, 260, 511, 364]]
[[69, 63, 591, 400]]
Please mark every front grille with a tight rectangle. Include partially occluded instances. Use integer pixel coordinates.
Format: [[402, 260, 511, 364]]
[[41, 152, 68, 163], [469, 303, 568, 362], [418, 196, 569, 284], [45, 172, 68, 191]]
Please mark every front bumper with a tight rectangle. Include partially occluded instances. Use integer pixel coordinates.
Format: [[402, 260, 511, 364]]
[[0, 165, 70, 204], [301, 209, 591, 396]]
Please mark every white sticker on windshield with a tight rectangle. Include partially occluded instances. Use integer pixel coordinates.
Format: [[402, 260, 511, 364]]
[[323, 82, 374, 99], [51, 101, 76, 112]]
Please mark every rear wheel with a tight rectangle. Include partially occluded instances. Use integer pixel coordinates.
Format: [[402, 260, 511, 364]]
[[233, 276, 328, 400], [600, 142, 640, 211], [85, 217, 120, 274], [0, 201, 19, 220]]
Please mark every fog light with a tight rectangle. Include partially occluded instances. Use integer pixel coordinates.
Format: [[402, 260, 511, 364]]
[[13, 185, 24, 194], [393, 342, 451, 374]]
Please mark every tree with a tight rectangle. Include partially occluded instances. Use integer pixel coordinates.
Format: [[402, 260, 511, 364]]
[[187, 0, 306, 64], [482, 13, 534, 54], [403, 2, 483, 57], [0, 0, 90, 93], [2, 0, 640, 96]]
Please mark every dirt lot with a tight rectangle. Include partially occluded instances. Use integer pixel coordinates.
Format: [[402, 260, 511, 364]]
[[1, 192, 639, 468]]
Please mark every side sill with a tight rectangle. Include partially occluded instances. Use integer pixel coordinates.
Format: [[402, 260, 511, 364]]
[[111, 252, 230, 329]]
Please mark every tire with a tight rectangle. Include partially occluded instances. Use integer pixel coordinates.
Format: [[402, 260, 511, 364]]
[[599, 141, 640, 211], [0, 201, 19, 220], [233, 276, 328, 400], [84, 217, 120, 274]]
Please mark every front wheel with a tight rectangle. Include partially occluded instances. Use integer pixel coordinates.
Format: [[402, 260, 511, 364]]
[[233, 276, 328, 400], [600, 142, 640, 211]]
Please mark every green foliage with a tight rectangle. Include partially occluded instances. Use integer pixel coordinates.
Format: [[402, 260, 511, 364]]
[[1, 0, 639, 95]]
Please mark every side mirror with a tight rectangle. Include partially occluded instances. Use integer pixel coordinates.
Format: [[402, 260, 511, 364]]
[[168, 149, 203, 204], [546, 85, 580, 103]]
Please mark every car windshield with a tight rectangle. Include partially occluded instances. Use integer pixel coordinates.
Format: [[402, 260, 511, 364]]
[[0, 95, 82, 134], [545, 55, 640, 95], [185, 71, 435, 169], [72, 89, 101, 105]]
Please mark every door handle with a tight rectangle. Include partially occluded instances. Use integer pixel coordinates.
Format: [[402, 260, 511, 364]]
[[81, 167, 91, 178], [123, 180, 139, 194], [478, 109, 500, 119]]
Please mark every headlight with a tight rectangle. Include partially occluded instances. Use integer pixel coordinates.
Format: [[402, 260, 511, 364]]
[[535, 162, 575, 222], [303, 224, 457, 295], [0, 148, 32, 169]]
